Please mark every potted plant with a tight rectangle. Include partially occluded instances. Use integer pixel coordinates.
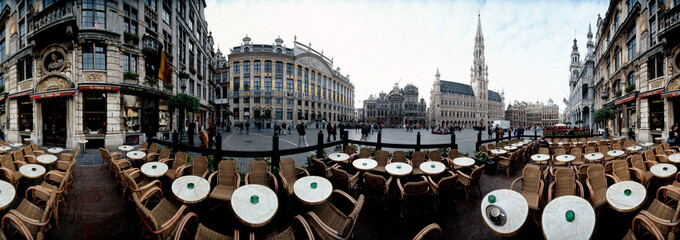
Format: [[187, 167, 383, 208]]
[[198, 73, 203, 80], [615, 90, 622, 97], [625, 84, 636, 93], [145, 76, 159, 85], [124, 32, 139, 45], [189, 66, 197, 75], [163, 82, 174, 90], [124, 72, 139, 80]]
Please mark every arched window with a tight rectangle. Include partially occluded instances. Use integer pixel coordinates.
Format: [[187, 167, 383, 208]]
[[627, 71, 636, 87], [244, 47, 251, 52], [276, 48, 283, 53], [615, 47, 621, 69]]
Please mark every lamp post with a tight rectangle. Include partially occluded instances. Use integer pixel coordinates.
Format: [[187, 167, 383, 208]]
[[178, 70, 190, 145]]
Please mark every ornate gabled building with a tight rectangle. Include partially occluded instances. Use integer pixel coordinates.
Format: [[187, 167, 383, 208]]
[[505, 99, 560, 127], [362, 83, 427, 126], [566, 25, 596, 129], [428, 14, 505, 128]]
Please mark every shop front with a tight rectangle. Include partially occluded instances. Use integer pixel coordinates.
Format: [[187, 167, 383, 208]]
[[121, 85, 171, 145], [30, 75, 76, 147]]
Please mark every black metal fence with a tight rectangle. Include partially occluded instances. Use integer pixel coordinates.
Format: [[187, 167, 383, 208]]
[[148, 130, 460, 172], [473, 128, 604, 151]]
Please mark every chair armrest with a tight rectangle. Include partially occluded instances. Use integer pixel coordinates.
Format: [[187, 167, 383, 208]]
[[244, 173, 251, 185], [639, 210, 680, 227], [1, 214, 33, 239], [633, 214, 664, 240], [7, 209, 49, 227], [44, 171, 65, 183], [629, 168, 647, 184], [413, 223, 442, 240], [397, 178, 406, 196], [208, 171, 219, 185], [605, 174, 619, 183], [293, 215, 315, 240], [575, 180, 585, 198], [307, 211, 343, 239], [332, 189, 358, 205], [14, 160, 27, 167], [0, 167, 15, 185], [510, 177, 523, 191], [279, 172, 290, 192], [140, 186, 164, 203], [173, 212, 198, 240], [456, 170, 471, 179], [296, 167, 310, 176], [160, 158, 174, 164], [111, 152, 123, 160], [136, 180, 162, 192], [23, 155, 37, 164], [153, 205, 189, 234], [267, 172, 279, 193], [427, 176, 439, 190], [175, 165, 191, 177]]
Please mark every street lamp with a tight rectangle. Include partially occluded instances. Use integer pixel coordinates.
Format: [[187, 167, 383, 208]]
[[178, 70, 190, 145]]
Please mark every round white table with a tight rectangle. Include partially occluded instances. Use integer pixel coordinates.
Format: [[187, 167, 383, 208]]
[[556, 155, 576, 163], [127, 151, 147, 160], [352, 158, 377, 171], [512, 143, 523, 147], [650, 164, 677, 178], [9, 143, 22, 151], [606, 181, 646, 212], [481, 189, 528, 237], [626, 146, 642, 152], [607, 150, 625, 158], [541, 195, 596, 240], [490, 149, 507, 155], [0, 180, 16, 210], [231, 184, 279, 227], [36, 155, 58, 165], [420, 161, 446, 175], [503, 146, 517, 151], [531, 154, 550, 163], [0, 146, 11, 153], [118, 145, 134, 153], [141, 162, 169, 178], [584, 153, 603, 162], [641, 142, 655, 147], [294, 176, 333, 205], [22, 138, 33, 144], [453, 157, 476, 167], [78, 140, 89, 153], [328, 153, 350, 163], [385, 162, 413, 177], [171, 176, 210, 204], [19, 164, 46, 179], [47, 147, 64, 154], [668, 154, 680, 163]]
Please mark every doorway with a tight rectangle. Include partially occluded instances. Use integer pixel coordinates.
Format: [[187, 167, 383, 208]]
[[42, 98, 67, 146]]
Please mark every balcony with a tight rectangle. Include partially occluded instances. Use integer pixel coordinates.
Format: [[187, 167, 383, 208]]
[[27, 1, 76, 41], [142, 35, 160, 57], [659, 3, 680, 37]]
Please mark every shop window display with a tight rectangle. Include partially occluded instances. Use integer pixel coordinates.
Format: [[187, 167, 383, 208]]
[[124, 95, 142, 132], [18, 97, 32, 131], [83, 92, 107, 134]]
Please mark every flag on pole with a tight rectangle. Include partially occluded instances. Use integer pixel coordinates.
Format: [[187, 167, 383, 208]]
[[563, 98, 568, 104], [158, 50, 170, 82]]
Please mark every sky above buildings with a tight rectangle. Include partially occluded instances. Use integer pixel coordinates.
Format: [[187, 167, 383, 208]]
[[206, 0, 609, 112]]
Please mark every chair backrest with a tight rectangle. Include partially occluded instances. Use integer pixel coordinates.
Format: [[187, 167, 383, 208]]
[[611, 160, 631, 181], [342, 193, 365, 238], [191, 156, 208, 176], [12, 150, 24, 163], [403, 179, 429, 195], [448, 149, 459, 159], [0, 155, 15, 171], [437, 173, 458, 194], [521, 165, 542, 195], [330, 167, 352, 191], [662, 143, 670, 150], [429, 150, 441, 162], [587, 164, 607, 195], [411, 152, 425, 167], [478, 145, 487, 153], [148, 144, 159, 154], [554, 168, 577, 198], [140, 142, 148, 150], [486, 144, 494, 151], [158, 148, 171, 160], [554, 148, 566, 156], [279, 158, 298, 183], [22, 147, 32, 157], [218, 160, 238, 187], [585, 147, 595, 154], [363, 172, 387, 195], [570, 148, 582, 159], [248, 161, 269, 185], [359, 147, 371, 158], [392, 151, 406, 162], [538, 147, 549, 155], [470, 165, 485, 185], [599, 146, 610, 154], [612, 143, 622, 150], [375, 150, 389, 166], [344, 145, 356, 155], [629, 155, 646, 171], [0, 140, 4, 145], [173, 152, 188, 169], [132, 193, 161, 231], [310, 158, 328, 177]]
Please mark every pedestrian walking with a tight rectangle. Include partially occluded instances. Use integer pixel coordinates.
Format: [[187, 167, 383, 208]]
[[245, 121, 251, 135], [282, 122, 287, 135], [239, 122, 244, 135], [326, 122, 334, 142], [208, 121, 216, 148], [297, 122, 308, 147], [188, 120, 196, 146]]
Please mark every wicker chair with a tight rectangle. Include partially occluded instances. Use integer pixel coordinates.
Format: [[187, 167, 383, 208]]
[[411, 152, 426, 175], [279, 158, 310, 196], [306, 190, 364, 240], [584, 146, 596, 154], [343, 145, 357, 164], [245, 161, 278, 193], [412, 223, 442, 240], [147, 148, 171, 163], [139, 141, 149, 152], [100, 148, 125, 173], [630, 186, 680, 240], [397, 176, 430, 217], [0, 155, 23, 186], [610, 159, 645, 184], [510, 165, 543, 211], [391, 151, 408, 163], [447, 149, 460, 160], [429, 150, 441, 163], [29, 166, 73, 208], [457, 165, 485, 204], [208, 161, 240, 202], [175, 215, 240, 240], [111, 156, 134, 191], [538, 147, 549, 155], [21, 147, 38, 164], [612, 143, 622, 151], [310, 158, 334, 178], [644, 150, 669, 164], [586, 164, 617, 209], [133, 193, 189, 240], [662, 143, 680, 155], [497, 151, 516, 179], [162, 152, 189, 180], [372, 150, 389, 174], [1, 186, 57, 240], [357, 147, 372, 159], [599, 146, 615, 162], [331, 167, 359, 192], [12, 150, 34, 165], [576, 163, 593, 182], [121, 169, 163, 203], [628, 155, 655, 188], [427, 171, 458, 208], [29, 144, 47, 156], [180, 155, 209, 178], [363, 172, 391, 207], [570, 148, 584, 166], [142, 144, 159, 162], [548, 167, 584, 202]]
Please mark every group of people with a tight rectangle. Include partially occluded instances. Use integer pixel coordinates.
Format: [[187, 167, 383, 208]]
[[668, 125, 680, 147]]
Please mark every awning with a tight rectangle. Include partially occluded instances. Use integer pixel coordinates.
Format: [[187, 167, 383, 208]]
[[79, 84, 121, 92], [615, 95, 636, 105], [30, 90, 76, 100], [8, 91, 32, 99], [662, 90, 680, 98], [639, 89, 664, 98]]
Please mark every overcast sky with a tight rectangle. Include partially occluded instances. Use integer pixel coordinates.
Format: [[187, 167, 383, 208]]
[[205, 0, 609, 112]]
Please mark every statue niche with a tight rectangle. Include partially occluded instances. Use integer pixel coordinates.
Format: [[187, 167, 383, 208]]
[[43, 51, 65, 73]]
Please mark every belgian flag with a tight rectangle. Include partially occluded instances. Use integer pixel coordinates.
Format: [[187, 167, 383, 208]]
[[158, 50, 170, 82]]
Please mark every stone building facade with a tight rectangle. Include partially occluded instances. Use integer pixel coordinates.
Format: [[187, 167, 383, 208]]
[[592, 0, 680, 142], [566, 25, 596, 130], [428, 14, 505, 128], [224, 36, 355, 127], [362, 84, 427, 126], [1, 0, 216, 149], [505, 99, 560, 127]]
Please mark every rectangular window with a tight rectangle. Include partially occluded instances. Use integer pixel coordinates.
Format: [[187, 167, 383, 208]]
[[123, 4, 138, 34], [648, 54, 665, 79], [650, 18, 657, 45], [286, 63, 293, 75], [233, 78, 240, 91], [253, 76, 260, 91], [628, 38, 636, 60], [188, 10, 195, 31], [83, 92, 107, 134], [178, 29, 186, 63], [265, 98, 272, 104], [18, 97, 32, 131], [19, 21, 25, 48], [244, 61, 250, 75], [297, 80, 302, 93], [265, 61, 272, 73], [233, 62, 240, 74], [286, 79, 293, 92], [287, 99, 293, 105], [83, 0, 106, 28], [17, 57, 32, 81], [254, 61, 261, 72], [124, 52, 137, 73], [162, 5, 171, 25], [83, 42, 106, 70], [297, 65, 302, 77], [189, 80, 194, 95], [287, 109, 293, 120], [243, 78, 250, 91], [275, 79, 283, 92], [265, 77, 272, 92], [276, 108, 283, 120], [275, 62, 283, 77]]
